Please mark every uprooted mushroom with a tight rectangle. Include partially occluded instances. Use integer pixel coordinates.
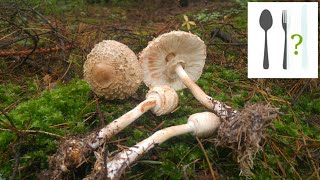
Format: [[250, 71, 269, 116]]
[[85, 103, 278, 179], [48, 85, 178, 176], [85, 112, 221, 179], [46, 40, 178, 177], [139, 31, 236, 119], [49, 86, 178, 176], [45, 40, 143, 177], [139, 31, 279, 176]]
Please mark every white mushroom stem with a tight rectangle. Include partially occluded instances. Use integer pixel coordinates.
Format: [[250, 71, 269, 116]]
[[86, 85, 178, 149], [87, 98, 157, 149], [175, 63, 237, 119], [106, 112, 221, 179], [53, 85, 178, 172]]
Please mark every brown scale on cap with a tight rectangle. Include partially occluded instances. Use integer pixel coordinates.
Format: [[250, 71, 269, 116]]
[[84, 40, 143, 100]]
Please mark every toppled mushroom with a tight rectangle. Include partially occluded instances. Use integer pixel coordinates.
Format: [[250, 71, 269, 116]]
[[88, 112, 221, 180], [86, 105, 279, 179], [139, 32, 280, 177], [84, 40, 143, 99], [48, 85, 178, 174], [140, 31, 236, 119]]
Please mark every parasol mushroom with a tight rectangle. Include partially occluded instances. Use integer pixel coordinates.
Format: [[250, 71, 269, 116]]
[[48, 85, 178, 173], [85, 105, 278, 179], [139, 31, 237, 119], [97, 112, 221, 179], [84, 40, 143, 100], [139, 32, 280, 176]]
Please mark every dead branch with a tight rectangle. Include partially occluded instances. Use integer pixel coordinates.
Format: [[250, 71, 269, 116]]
[[10, 135, 22, 180], [95, 97, 105, 127], [0, 109, 17, 129], [0, 44, 74, 56]]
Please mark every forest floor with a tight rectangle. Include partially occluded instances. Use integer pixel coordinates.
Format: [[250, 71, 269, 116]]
[[0, 0, 319, 179]]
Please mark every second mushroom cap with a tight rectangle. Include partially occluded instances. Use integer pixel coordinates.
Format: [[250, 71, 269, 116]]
[[139, 31, 206, 90]]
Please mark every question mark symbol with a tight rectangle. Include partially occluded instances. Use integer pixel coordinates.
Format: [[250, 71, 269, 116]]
[[291, 34, 303, 55]]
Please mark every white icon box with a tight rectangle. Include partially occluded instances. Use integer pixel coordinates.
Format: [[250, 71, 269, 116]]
[[248, 2, 318, 78]]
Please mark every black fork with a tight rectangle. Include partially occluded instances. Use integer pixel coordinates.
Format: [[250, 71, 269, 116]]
[[282, 10, 287, 69]]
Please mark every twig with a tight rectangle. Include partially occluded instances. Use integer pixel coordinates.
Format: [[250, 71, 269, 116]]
[[196, 137, 216, 180], [290, 107, 320, 179], [0, 128, 63, 138], [0, 108, 17, 128], [10, 135, 22, 180], [302, 136, 320, 179], [291, 79, 312, 104], [0, 17, 39, 68], [271, 141, 302, 179], [103, 143, 108, 179], [0, 44, 74, 56], [94, 96, 105, 126], [55, 54, 73, 83], [0, 31, 51, 49], [20, 0, 73, 45]]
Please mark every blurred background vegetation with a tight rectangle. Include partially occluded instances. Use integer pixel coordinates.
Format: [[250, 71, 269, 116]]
[[0, 0, 319, 179]]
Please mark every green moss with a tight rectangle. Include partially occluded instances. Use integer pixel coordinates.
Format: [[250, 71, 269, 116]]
[[0, 79, 93, 177], [1, 1, 319, 179], [0, 83, 22, 108], [232, 10, 248, 30]]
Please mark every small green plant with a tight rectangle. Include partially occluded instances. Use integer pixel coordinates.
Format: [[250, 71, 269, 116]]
[[195, 10, 222, 22], [181, 15, 196, 31]]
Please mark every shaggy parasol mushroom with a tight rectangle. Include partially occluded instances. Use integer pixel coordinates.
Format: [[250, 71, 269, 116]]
[[84, 104, 278, 179], [85, 112, 221, 179], [139, 32, 280, 177], [140, 31, 236, 119], [48, 85, 178, 175], [84, 40, 142, 99]]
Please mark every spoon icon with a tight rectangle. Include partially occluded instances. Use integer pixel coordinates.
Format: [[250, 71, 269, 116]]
[[259, 9, 273, 69]]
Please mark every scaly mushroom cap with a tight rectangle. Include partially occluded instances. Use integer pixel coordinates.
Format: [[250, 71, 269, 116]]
[[145, 85, 179, 116], [188, 112, 221, 138], [84, 40, 143, 99], [139, 31, 206, 90]]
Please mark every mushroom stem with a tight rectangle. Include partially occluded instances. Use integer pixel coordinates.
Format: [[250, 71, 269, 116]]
[[49, 85, 178, 173], [88, 98, 157, 149], [175, 63, 236, 119], [106, 124, 193, 179], [104, 112, 220, 179]]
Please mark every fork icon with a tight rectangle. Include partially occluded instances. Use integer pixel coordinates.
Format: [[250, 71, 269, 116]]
[[282, 10, 287, 69]]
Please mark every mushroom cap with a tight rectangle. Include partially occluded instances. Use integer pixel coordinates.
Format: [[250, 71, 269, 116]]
[[139, 31, 206, 90], [84, 40, 143, 100], [188, 112, 221, 138], [145, 85, 179, 116]]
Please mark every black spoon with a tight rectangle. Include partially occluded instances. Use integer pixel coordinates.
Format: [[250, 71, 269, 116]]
[[259, 9, 273, 69]]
